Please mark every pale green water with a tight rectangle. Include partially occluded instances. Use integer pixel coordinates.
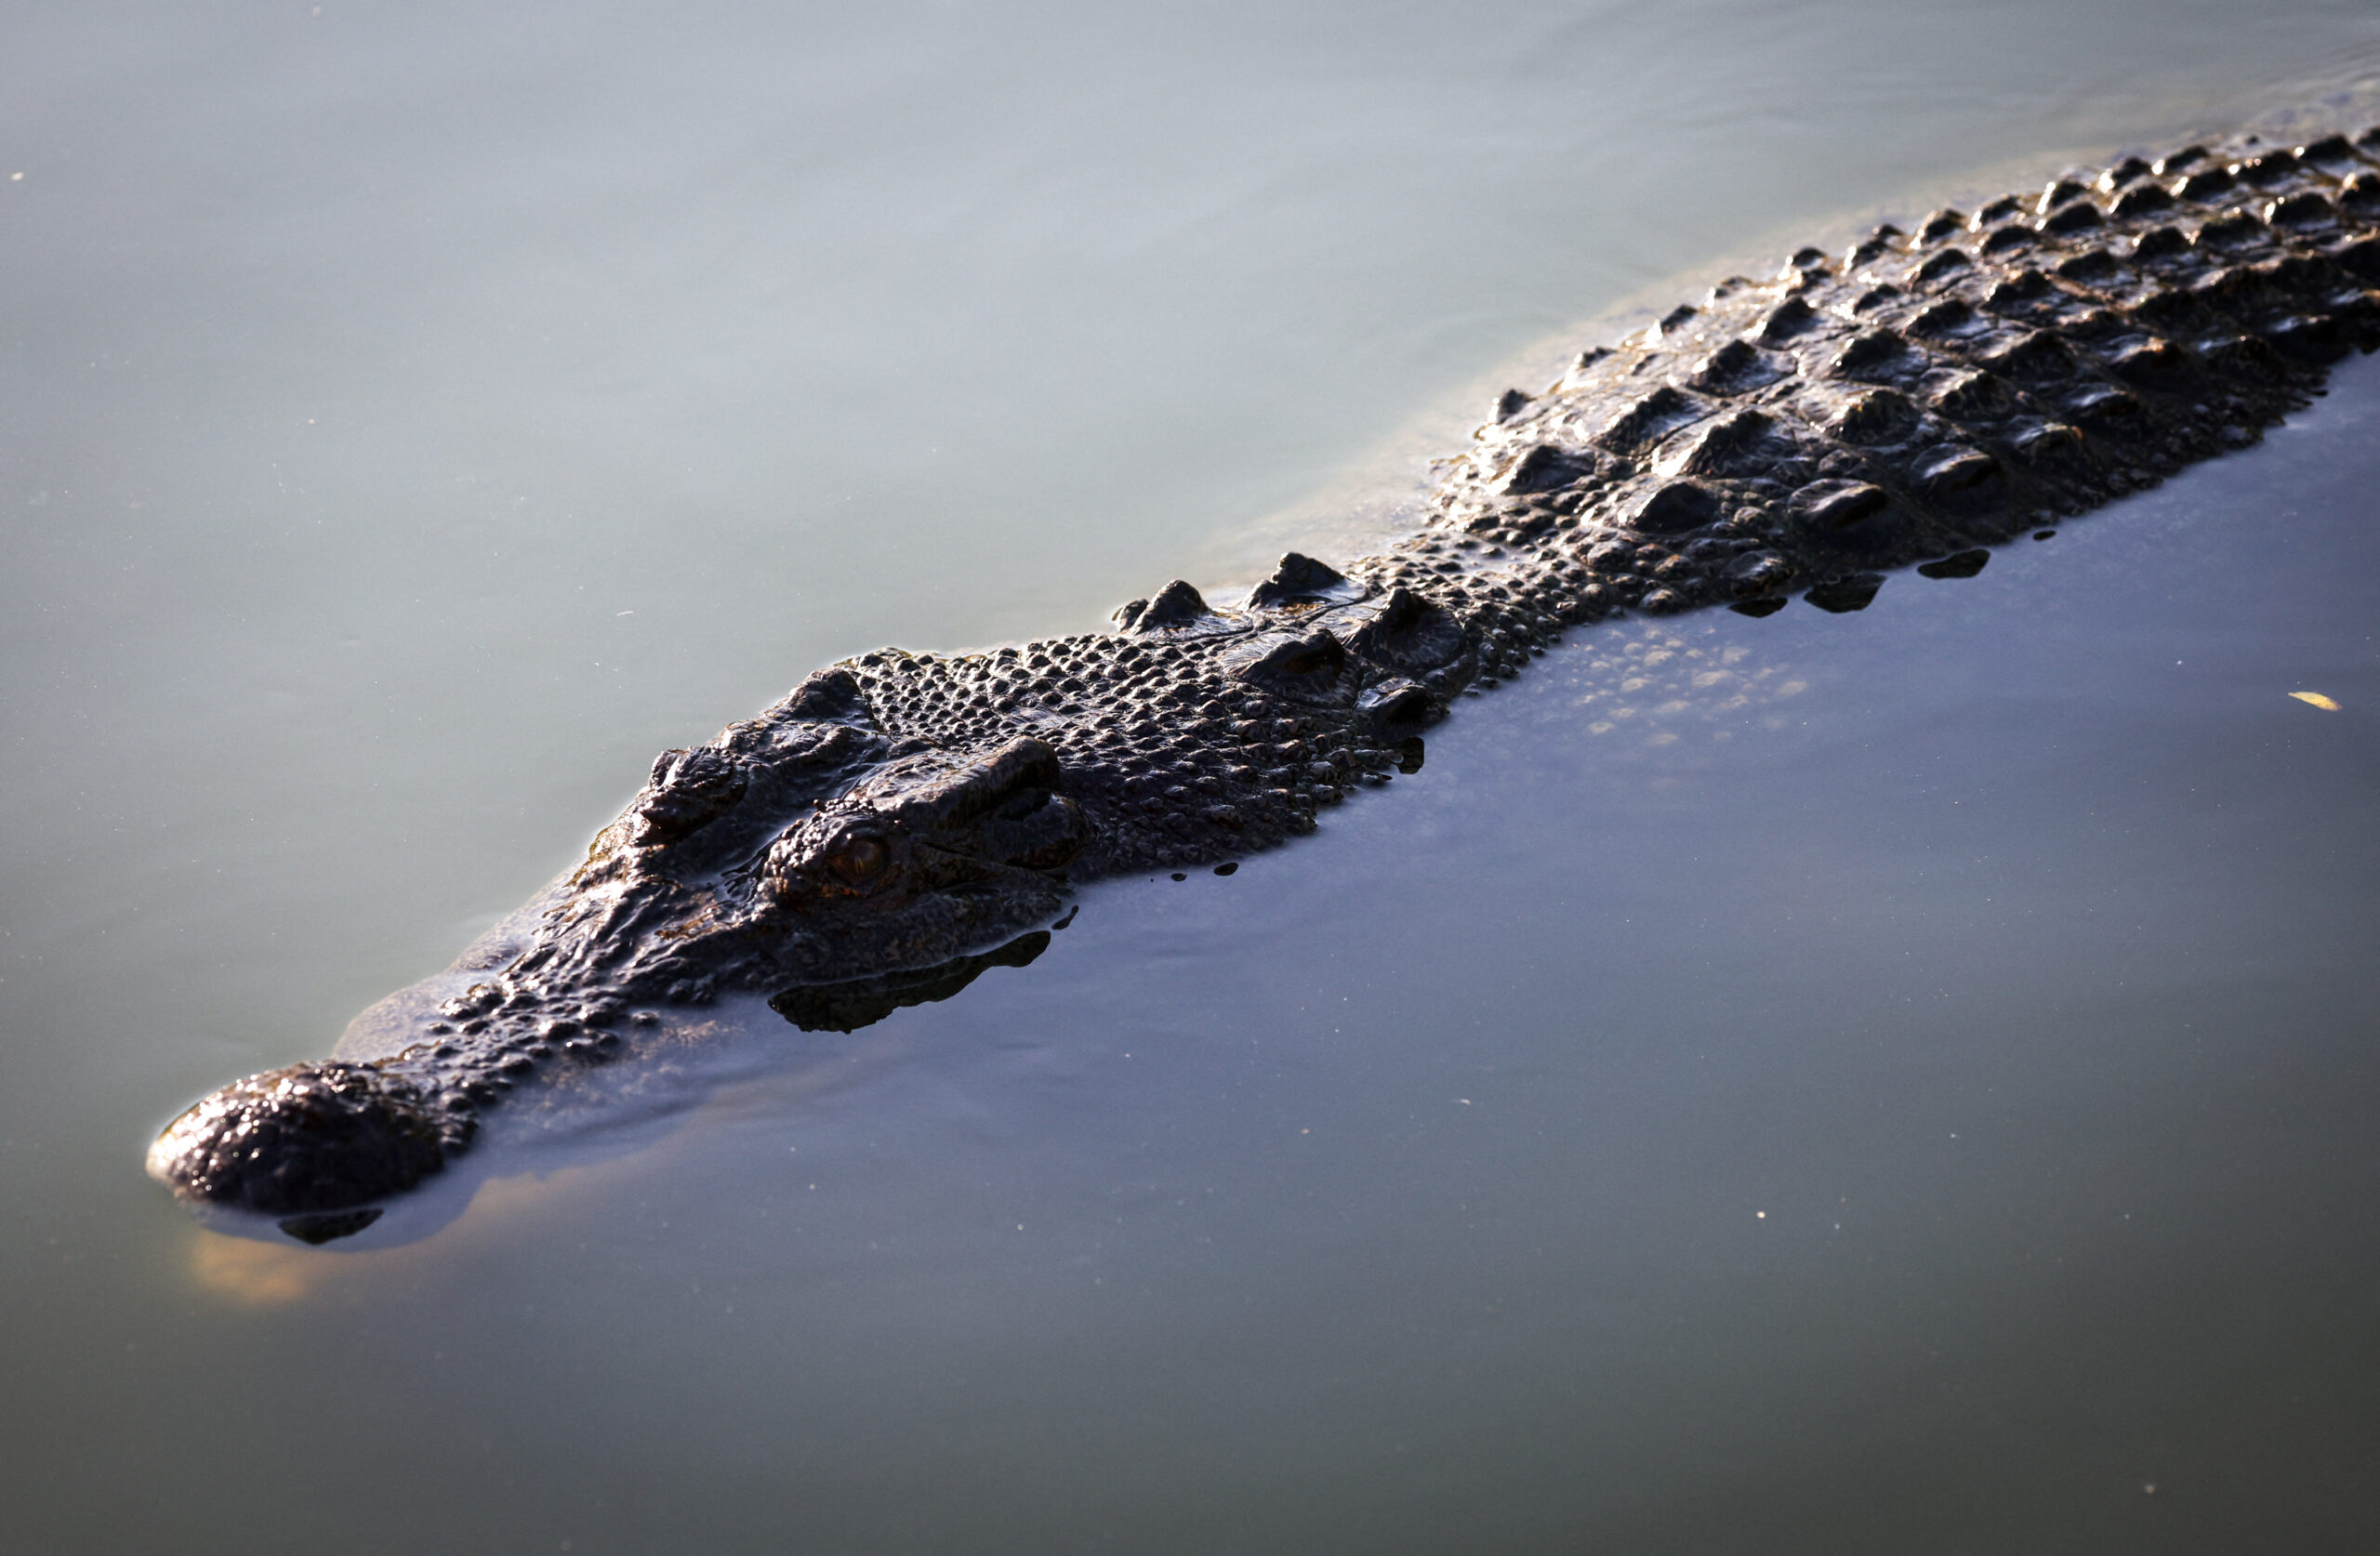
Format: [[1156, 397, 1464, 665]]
[[5, 4, 2380, 1551]]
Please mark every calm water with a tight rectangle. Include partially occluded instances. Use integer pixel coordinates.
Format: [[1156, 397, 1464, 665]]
[[7, 4, 2380, 1552]]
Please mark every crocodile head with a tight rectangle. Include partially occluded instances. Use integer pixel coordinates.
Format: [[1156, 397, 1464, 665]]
[[146, 674, 1097, 1228]]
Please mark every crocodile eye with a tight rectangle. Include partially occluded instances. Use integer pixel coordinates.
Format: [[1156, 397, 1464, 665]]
[[826, 837, 886, 886]]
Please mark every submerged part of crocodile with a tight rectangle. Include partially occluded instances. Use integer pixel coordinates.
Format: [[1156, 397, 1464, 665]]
[[152, 126, 2380, 1233]]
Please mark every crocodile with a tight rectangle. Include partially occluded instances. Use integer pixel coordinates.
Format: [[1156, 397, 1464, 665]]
[[151, 125, 2380, 1239]]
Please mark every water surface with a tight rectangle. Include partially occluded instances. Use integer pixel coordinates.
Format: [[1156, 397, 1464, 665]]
[[5, 4, 2380, 1551]]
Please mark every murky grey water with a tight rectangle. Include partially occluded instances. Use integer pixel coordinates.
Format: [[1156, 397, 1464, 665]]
[[7, 4, 2380, 1552]]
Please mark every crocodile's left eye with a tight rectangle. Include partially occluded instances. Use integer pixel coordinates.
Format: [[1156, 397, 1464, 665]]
[[826, 836, 887, 886]]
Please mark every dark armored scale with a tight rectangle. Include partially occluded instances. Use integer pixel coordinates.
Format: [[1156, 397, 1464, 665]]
[[152, 128, 2380, 1233]]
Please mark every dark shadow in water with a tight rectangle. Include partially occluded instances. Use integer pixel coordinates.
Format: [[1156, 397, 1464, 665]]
[[1917, 547, 1991, 579], [278, 1207, 385, 1244], [1804, 574, 1884, 613], [768, 930, 1053, 1033]]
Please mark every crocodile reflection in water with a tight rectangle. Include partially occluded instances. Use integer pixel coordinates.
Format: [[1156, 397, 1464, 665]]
[[768, 928, 1055, 1034], [152, 125, 2380, 1235]]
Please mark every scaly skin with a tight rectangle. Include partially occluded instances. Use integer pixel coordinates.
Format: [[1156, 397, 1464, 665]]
[[152, 126, 2380, 1229]]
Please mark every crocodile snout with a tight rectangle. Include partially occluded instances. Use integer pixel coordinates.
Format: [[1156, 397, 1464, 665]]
[[147, 1061, 449, 1217]]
